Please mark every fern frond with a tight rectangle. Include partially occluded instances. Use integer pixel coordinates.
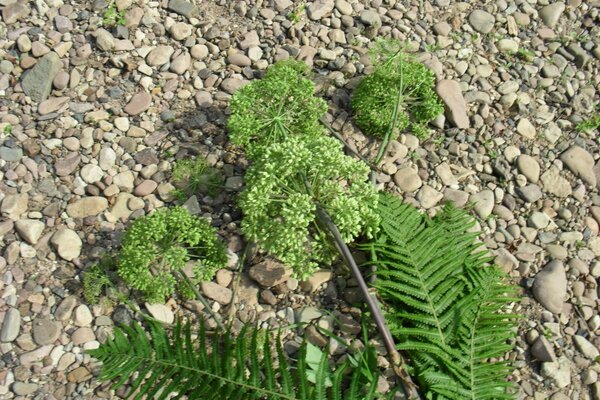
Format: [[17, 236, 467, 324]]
[[89, 319, 384, 400], [363, 193, 519, 399]]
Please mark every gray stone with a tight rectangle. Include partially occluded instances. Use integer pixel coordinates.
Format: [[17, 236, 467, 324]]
[[516, 155, 540, 183], [393, 168, 422, 192], [516, 185, 543, 203], [168, 0, 198, 18], [55, 153, 80, 176], [296, 306, 323, 324], [21, 52, 62, 102], [12, 382, 38, 396], [170, 22, 192, 40], [539, 3, 565, 28], [494, 248, 518, 273], [307, 0, 334, 20], [300, 269, 333, 293], [15, 220, 45, 245], [145, 303, 174, 324], [71, 327, 95, 345], [541, 167, 571, 198], [416, 185, 443, 209], [1, 193, 28, 220], [55, 15, 73, 33], [170, 53, 191, 74], [528, 212, 551, 229], [0, 146, 23, 162], [80, 164, 104, 183], [360, 10, 381, 26], [38, 96, 69, 115], [468, 10, 495, 33], [66, 197, 108, 218], [94, 28, 115, 51], [436, 79, 469, 129], [201, 282, 233, 305], [0, 308, 20, 342], [560, 146, 596, 187], [221, 78, 247, 94], [99, 147, 116, 170], [55, 296, 77, 321], [124, 92, 152, 115], [470, 189, 494, 219], [531, 335, 556, 362], [573, 335, 599, 359], [74, 305, 93, 327], [227, 53, 251, 67], [541, 356, 571, 388], [2, 2, 30, 24], [533, 260, 566, 314], [249, 260, 291, 287], [51, 228, 82, 261], [146, 46, 174, 66], [32, 318, 61, 345], [516, 118, 536, 139]]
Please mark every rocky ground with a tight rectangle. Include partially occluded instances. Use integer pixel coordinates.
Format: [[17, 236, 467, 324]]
[[0, 0, 599, 398]]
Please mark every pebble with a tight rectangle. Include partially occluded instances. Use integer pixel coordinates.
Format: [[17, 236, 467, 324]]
[[249, 260, 291, 287], [74, 305, 93, 327], [55, 296, 77, 321], [533, 260, 567, 314], [80, 164, 104, 183], [393, 167, 422, 192], [170, 22, 192, 40], [470, 189, 494, 219], [560, 146, 596, 187], [201, 282, 233, 305], [307, 0, 334, 20], [468, 10, 495, 33], [573, 335, 599, 359], [32, 318, 61, 346], [21, 52, 62, 102], [539, 3, 566, 28], [146, 46, 174, 66], [531, 335, 556, 362], [516, 155, 540, 183], [51, 228, 82, 261], [145, 303, 174, 324], [168, 0, 198, 18], [124, 92, 152, 115], [66, 197, 108, 218], [435, 79, 469, 129], [516, 118, 536, 139], [0, 308, 20, 342], [15, 220, 45, 245]]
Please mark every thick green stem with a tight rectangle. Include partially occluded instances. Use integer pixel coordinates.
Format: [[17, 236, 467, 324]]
[[175, 270, 225, 331], [315, 205, 422, 400]]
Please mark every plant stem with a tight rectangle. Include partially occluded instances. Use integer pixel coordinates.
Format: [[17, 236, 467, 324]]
[[174, 270, 225, 331], [315, 205, 421, 400]]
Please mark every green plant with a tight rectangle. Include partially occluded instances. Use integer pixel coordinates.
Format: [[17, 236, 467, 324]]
[[83, 256, 115, 305], [88, 319, 390, 400], [287, 2, 305, 23], [103, 1, 126, 26], [3, 124, 12, 135], [239, 134, 379, 279], [576, 114, 600, 133], [117, 207, 227, 303], [361, 194, 519, 399], [515, 48, 535, 63], [170, 158, 222, 201], [228, 60, 327, 160], [351, 40, 443, 148]]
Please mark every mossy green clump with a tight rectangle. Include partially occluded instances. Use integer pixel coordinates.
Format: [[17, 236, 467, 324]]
[[117, 207, 227, 303]]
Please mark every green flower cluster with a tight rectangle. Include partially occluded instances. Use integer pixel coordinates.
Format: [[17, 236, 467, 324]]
[[228, 60, 328, 159], [240, 135, 379, 279], [351, 41, 443, 139], [117, 207, 227, 303]]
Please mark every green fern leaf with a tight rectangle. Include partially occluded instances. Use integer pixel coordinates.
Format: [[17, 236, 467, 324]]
[[88, 319, 384, 400], [362, 193, 519, 399]]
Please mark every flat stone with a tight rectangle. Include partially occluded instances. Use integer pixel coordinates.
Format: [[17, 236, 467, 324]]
[[436, 79, 469, 129], [539, 2, 565, 28], [528, 211, 551, 229], [533, 260, 566, 314], [55, 296, 77, 321], [221, 77, 247, 94], [573, 335, 599, 359], [55, 153, 80, 176], [227, 53, 251, 67], [201, 282, 233, 305], [38, 96, 69, 115], [170, 52, 191, 74], [80, 164, 104, 183], [516, 184, 543, 203], [0, 146, 23, 162], [124, 92, 152, 115], [146, 45, 174, 66], [71, 327, 95, 345], [296, 306, 323, 324], [74, 305, 93, 327], [468, 10, 495, 33], [516, 155, 540, 183], [134, 180, 157, 196], [2, 2, 30, 24], [99, 147, 116, 170], [541, 356, 571, 388], [0, 308, 20, 342], [145, 303, 174, 324], [12, 382, 38, 396], [21, 52, 62, 102], [51, 228, 82, 261], [560, 146, 596, 187], [470, 189, 494, 219], [249, 260, 291, 287], [417, 185, 443, 209], [516, 118, 536, 139], [541, 166, 571, 198], [32, 318, 61, 345], [531, 335, 556, 362], [67, 366, 92, 383], [360, 9, 381, 26], [495, 248, 518, 273], [240, 31, 260, 49], [1, 193, 28, 220], [307, 0, 334, 20], [170, 22, 192, 41], [168, 0, 198, 18], [66, 197, 108, 218], [110, 193, 135, 220], [300, 269, 333, 293], [393, 167, 422, 192], [15, 220, 45, 245]]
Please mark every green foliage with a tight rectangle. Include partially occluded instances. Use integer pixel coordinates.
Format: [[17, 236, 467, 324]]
[[3, 124, 12, 135], [170, 158, 222, 201], [576, 114, 600, 133], [228, 60, 327, 160], [83, 256, 114, 305], [351, 40, 443, 139], [88, 319, 390, 400], [362, 194, 519, 399], [103, 1, 126, 27], [240, 134, 380, 279], [117, 207, 227, 303]]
